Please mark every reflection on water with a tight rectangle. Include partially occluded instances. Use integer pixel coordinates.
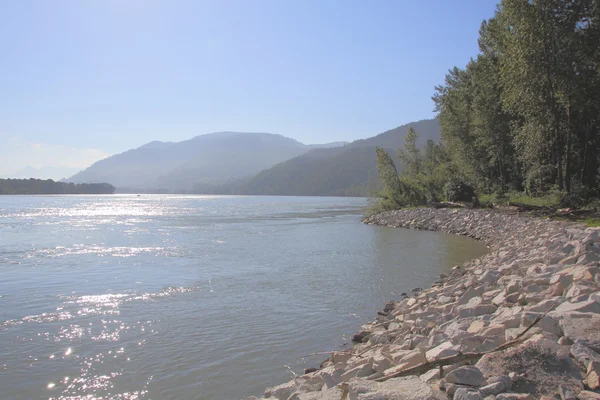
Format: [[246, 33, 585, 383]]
[[0, 195, 487, 399]]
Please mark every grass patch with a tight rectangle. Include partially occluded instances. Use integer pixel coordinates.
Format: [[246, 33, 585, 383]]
[[479, 191, 561, 208], [584, 218, 600, 227]]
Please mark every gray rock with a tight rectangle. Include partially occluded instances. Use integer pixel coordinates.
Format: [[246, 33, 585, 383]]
[[578, 391, 600, 400], [552, 298, 600, 314], [266, 379, 299, 399], [295, 387, 345, 400], [476, 342, 583, 396], [445, 366, 486, 387], [454, 387, 483, 400], [420, 368, 441, 383], [479, 382, 505, 396], [560, 312, 600, 352], [486, 375, 512, 392], [348, 376, 444, 400], [570, 341, 600, 369], [586, 360, 600, 390], [558, 384, 576, 400], [495, 394, 535, 400]]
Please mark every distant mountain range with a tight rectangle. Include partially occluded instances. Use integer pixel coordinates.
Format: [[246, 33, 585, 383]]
[[216, 118, 441, 196], [67, 119, 440, 196], [68, 132, 347, 190]]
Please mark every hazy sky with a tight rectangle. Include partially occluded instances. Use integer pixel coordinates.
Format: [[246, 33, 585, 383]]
[[0, 0, 498, 177]]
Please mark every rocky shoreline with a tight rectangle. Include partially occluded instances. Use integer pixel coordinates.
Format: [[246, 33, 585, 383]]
[[248, 208, 600, 400]]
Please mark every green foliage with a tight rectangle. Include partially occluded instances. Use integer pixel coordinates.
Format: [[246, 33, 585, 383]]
[[432, 0, 600, 204], [444, 179, 477, 203], [371, 128, 459, 212], [584, 218, 600, 228], [0, 179, 115, 195], [479, 191, 562, 208], [397, 127, 422, 176]]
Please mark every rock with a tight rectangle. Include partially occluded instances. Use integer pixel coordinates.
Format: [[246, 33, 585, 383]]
[[457, 287, 485, 306], [468, 320, 486, 334], [391, 349, 426, 369], [266, 379, 299, 399], [315, 365, 344, 388], [578, 391, 600, 400], [585, 361, 600, 390], [570, 342, 600, 369], [520, 312, 563, 337], [370, 350, 392, 373], [347, 376, 444, 400], [552, 298, 600, 314], [559, 255, 579, 265], [304, 367, 318, 374], [384, 301, 396, 312], [565, 283, 595, 300], [557, 337, 572, 346], [479, 382, 505, 396], [558, 385, 576, 400], [445, 366, 486, 387], [352, 330, 371, 343], [481, 324, 506, 338], [426, 341, 460, 361], [525, 299, 560, 313], [495, 394, 535, 400], [420, 368, 441, 383], [493, 307, 523, 329], [486, 375, 512, 392], [454, 387, 483, 400], [287, 377, 325, 399], [295, 387, 345, 400], [476, 342, 583, 396], [578, 252, 600, 265], [340, 363, 375, 382], [388, 322, 401, 331], [508, 372, 518, 382], [492, 292, 507, 306], [560, 312, 600, 352], [369, 331, 392, 345]]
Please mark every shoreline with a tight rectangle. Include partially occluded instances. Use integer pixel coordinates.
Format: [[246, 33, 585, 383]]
[[249, 208, 600, 400]]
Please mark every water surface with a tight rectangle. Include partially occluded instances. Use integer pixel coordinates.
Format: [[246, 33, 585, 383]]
[[0, 195, 487, 399]]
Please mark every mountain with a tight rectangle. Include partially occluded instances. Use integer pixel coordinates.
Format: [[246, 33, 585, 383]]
[[9, 166, 82, 181], [219, 118, 440, 196], [67, 132, 347, 190]]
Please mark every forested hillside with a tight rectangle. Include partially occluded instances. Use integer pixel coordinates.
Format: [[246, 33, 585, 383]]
[[0, 179, 115, 195], [222, 119, 439, 196], [373, 0, 600, 212]]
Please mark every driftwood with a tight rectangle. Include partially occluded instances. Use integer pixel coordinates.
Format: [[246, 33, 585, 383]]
[[507, 201, 547, 210], [430, 202, 468, 209], [374, 311, 547, 382]]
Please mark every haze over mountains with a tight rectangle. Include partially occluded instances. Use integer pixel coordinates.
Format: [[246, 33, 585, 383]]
[[67, 119, 440, 196], [9, 166, 81, 181]]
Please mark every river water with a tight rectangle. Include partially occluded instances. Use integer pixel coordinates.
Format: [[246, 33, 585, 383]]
[[0, 195, 487, 400]]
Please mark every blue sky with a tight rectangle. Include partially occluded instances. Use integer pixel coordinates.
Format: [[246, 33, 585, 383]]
[[0, 0, 498, 178]]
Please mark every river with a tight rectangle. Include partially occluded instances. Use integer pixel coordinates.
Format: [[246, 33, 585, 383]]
[[0, 195, 487, 399]]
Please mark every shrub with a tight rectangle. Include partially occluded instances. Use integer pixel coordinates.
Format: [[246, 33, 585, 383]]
[[444, 178, 477, 203]]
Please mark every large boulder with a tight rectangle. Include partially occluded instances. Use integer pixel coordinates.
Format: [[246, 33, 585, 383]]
[[559, 312, 600, 352], [348, 376, 444, 400], [475, 340, 583, 397], [444, 365, 486, 386]]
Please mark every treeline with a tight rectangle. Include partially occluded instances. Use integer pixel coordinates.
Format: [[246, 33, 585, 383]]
[[0, 179, 115, 195], [374, 0, 600, 211]]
